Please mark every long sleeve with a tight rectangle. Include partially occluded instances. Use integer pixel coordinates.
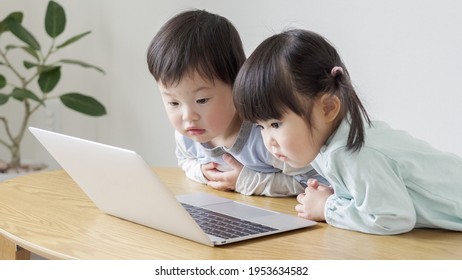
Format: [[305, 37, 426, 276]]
[[319, 147, 417, 235], [234, 157, 315, 197], [234, 168, 304, 196], [175, 132, 208, 184]]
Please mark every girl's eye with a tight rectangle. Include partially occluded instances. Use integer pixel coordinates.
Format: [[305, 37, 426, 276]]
[[256, 124, 264, 130], [196, 98, 209, 104], [168, 101, 179, 106], [270, 122, 281, 129]]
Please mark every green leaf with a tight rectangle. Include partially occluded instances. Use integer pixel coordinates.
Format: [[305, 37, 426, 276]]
[[38, 66, 61, 93], [4, 18, 41, 50], [0, 12, 23, 34], [2, 12, 23, 23], [5, 45, 39, 62], [60, 59, 105, 74], [11, 88, 41, 102], [45, 1, 66, 38], [0, 74, 6, 89], [0, 93, 9, 105], [56, 31, 91, 49], [60, 93, 106, 116], [23, 61, 39, 69], [0, 22, 5, 35], [6, 44, 20, 50], [21, 46, 40, 61]]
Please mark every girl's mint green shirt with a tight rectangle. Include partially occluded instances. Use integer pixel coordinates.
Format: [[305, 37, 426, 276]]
[[312, 120, 462, 235]]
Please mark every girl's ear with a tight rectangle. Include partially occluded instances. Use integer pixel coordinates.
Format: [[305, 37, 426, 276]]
[[320, 94, 341, 123]]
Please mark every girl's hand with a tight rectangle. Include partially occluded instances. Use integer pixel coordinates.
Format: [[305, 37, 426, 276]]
[[295, 179, 333, 221], [202, 153, 244, 191]]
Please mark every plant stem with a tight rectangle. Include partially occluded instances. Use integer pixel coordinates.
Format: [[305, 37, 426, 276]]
[[0, 32, 58, 168], [0, 47, 38, 168], [0, 48, 27, 86], [0, 117, 13, 149]]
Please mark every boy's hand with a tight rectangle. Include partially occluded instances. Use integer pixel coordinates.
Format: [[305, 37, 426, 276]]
[[295, 179, 333, 221], [202, 153, 243, 191]]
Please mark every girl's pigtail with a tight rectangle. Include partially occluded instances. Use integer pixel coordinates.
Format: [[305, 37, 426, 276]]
[[331, 66, 371, 152]]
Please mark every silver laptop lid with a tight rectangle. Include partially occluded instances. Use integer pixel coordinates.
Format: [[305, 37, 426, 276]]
[[29, 127, 213, 246]]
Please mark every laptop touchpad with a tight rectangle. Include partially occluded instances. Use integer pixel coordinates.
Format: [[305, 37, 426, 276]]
[[204, 202, 277, 219]]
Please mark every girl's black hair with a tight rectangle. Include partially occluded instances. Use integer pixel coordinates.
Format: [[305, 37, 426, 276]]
[[233, 29, 371, 152], [147, 9, 246, 86]]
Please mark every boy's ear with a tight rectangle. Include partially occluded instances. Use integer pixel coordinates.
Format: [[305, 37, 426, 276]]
[[320, 94, 341, 123]]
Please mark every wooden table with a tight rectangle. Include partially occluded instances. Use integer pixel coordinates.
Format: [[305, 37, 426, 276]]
[[1, 168, 461, 259]]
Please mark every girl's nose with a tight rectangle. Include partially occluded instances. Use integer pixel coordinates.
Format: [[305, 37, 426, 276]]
[[262, 131, 278, 150]]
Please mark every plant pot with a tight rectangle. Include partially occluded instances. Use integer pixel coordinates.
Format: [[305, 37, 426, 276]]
[[0, 160, 48, 182]]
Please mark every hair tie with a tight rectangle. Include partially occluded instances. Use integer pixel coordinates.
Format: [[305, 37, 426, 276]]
[[331, 66, 344, 77]]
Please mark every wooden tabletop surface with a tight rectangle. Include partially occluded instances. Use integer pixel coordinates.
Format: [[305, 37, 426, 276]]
[[0, 168, 461, 259]]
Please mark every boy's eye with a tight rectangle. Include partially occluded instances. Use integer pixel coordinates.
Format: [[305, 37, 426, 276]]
[[196, 98, 209, 104], [167, 101, 179, 106], [256, 124, 264, 130]]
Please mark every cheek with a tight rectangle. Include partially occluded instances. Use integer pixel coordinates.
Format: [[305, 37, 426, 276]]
[[165, 109, 182, 128], [201, 111, 221, 129], [283, 137, 302, 153], [206, 106, 234, 130], [283, 133, 311, 157], [260, 131, 272, 150]]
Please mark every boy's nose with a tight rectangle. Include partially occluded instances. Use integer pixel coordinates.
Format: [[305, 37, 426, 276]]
[[182, 107, 199, 122], [269, 137, 278, 148]]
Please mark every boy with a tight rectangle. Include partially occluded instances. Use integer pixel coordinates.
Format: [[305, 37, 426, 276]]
[[146, 9, 320, 196]]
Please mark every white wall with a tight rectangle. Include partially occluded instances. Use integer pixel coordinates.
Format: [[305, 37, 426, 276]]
[[1, 0, 461, 170]]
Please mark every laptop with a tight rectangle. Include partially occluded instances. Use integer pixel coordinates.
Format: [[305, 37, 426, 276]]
[[29, 127, 316, 246]]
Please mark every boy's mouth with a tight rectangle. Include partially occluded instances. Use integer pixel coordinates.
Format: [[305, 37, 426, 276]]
[[186, 128, 206, 136]]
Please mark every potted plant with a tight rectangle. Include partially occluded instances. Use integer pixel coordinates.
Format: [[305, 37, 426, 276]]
[[0, 0, 106, 175]]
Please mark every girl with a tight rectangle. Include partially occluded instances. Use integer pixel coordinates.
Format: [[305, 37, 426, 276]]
[[233, 29, 462, 234]]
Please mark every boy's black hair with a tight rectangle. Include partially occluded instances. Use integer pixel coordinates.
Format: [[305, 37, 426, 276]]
[[233, 29, 371, 152], [147, 9, 246, 86]]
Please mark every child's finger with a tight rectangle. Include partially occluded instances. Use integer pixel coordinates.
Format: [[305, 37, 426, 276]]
[[295, 203, 304, 213], [296, 192, 305, 203], [207, 180, 234, 191], [202, 162, 218, 171], [307, 178, 319, 189]]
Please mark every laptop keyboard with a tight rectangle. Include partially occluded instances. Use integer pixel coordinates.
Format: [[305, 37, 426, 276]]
[[181, 203, 277, 239]]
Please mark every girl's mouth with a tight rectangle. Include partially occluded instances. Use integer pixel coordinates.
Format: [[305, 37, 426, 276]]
[[274, 153, 288, 161]]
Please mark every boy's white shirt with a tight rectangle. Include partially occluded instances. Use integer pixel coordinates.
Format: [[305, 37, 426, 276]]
[[174, 121, 316, 196]]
